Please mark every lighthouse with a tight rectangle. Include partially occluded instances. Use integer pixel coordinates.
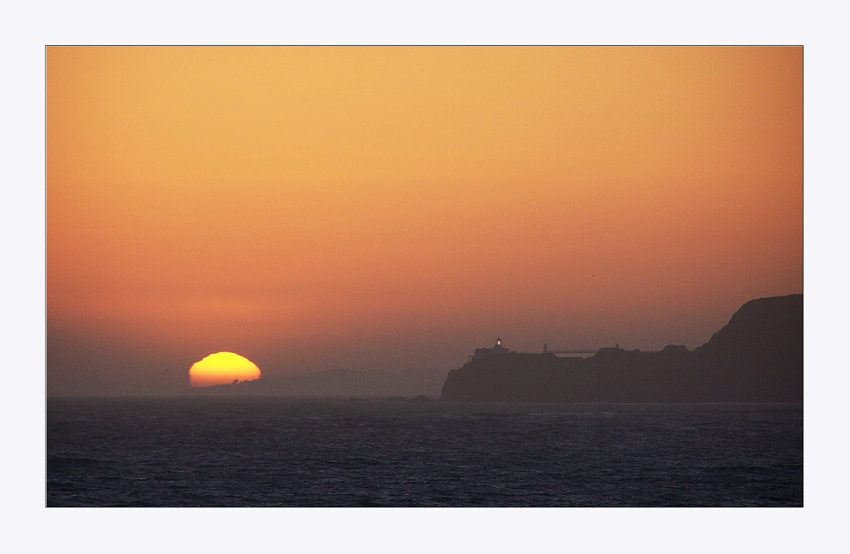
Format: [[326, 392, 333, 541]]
[[473, 337, 510, 359]]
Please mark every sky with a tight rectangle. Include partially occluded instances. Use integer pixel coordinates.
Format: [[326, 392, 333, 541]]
[[46, 46, 802, 395]]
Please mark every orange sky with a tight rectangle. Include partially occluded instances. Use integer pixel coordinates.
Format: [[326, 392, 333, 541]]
[[46, 47, 802, 394]]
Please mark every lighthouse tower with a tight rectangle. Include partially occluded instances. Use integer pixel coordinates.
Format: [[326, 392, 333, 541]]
[[492, 337, 508, 354]]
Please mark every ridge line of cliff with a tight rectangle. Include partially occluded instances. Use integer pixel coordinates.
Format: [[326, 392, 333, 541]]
[[440, 294, 802, 403]]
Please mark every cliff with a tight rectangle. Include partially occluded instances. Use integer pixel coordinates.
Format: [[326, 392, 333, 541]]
[[440, 294, 803, 403]]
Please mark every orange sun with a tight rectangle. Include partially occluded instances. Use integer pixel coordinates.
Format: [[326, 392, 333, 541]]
[[189, 352, 262, 387]]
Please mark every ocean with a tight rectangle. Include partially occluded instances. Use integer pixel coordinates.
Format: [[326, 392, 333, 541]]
[[47, 398, 802, 507]]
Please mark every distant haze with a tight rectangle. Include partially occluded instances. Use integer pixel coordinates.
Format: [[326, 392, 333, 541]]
[[47, 47, 802, 396]]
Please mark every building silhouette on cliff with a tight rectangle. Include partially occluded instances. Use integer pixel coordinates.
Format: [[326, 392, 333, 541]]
[[471, 337, 513, 360]]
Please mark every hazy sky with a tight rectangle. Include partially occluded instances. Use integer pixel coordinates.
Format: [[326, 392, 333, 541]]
[[46, 46, 802, 395]]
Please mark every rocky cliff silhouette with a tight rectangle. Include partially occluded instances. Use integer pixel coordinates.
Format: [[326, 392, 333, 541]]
[[440, 294, 802, 403]]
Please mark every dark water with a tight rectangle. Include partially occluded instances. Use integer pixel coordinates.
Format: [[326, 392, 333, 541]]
[[47, 398, 802, 507]]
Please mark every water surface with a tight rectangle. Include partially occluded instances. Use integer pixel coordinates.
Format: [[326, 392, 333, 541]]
[[47, 398, 803, 506]]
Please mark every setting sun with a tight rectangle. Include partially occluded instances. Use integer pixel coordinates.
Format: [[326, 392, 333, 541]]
[[189, 352, 261, 387]]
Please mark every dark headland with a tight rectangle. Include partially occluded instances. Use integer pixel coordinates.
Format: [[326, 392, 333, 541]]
[[440, 294, 802, 403]]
